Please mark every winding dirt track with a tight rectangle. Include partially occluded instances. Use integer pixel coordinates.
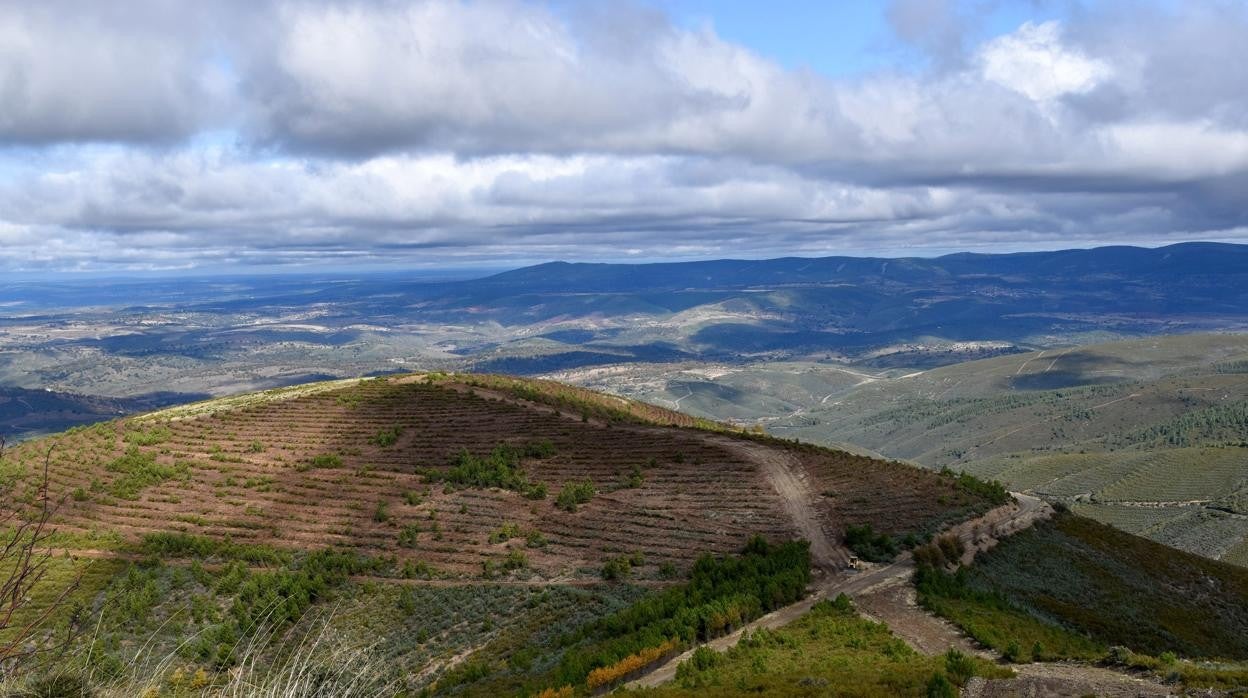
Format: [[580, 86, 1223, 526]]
[[626, 432, 1055, 690], [709, 437, 849, 571]]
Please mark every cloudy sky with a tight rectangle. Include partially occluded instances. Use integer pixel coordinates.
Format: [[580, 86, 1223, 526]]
[[1, 0, 1246, 273]]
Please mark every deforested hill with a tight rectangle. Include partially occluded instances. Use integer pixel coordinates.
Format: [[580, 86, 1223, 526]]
[[2, 374, 997, 576], [5, 372, 1248, 696], [0, 372, 1005, 695]]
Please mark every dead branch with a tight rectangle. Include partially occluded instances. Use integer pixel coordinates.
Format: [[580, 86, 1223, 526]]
[[0, 441, 83, 675]]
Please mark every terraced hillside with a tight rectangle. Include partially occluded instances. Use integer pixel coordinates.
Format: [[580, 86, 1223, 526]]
[[0, 372, 1016, 695], [1, 374, 994, 581], [761, 333, 1248, 567]]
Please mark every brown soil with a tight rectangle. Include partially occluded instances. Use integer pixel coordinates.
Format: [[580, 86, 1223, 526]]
[[6, 376, 980, 582], [965, 663, 1175, 697]]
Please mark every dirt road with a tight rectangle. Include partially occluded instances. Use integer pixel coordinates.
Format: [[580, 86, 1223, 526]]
[[711, 437, 849, 571], [627, 493, 1053, 689], [965, 663, 1173, 697]]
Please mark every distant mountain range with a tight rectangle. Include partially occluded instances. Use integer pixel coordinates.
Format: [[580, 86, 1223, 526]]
[[2, 242, 1247, 433], [412, 242, 1248, 366], [456, 241, 1248, 297]]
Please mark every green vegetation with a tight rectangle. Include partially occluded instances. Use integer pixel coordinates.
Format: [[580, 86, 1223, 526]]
[[550, 536, 809, 689], [1115, 399, 1248, 448], [123, 425, 172, 446], [105, 446, 189, 499], [648, 597, 1008, 697], [297, 452, 343, 471], [844, 523, 899, 562], [942, 468, 1010, 505], [373, 500, 390, 523], [397, 523, 421, 548], [911, 534, 965, 569], [421, 442, 554, 499], [601, 552, 644, 581], [555, 480, 597, 512], [489, 522, 524, 544], [139, 532, 291, 565], [915, 565, 1104, 662], [189, 549, 385, 668], [371, 426, 402, 447], [919, 512, 1248, 661], [623, 463, 644, 488]]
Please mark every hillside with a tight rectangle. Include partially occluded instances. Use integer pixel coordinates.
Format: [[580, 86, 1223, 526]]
[[1, 374, 996, 575], [3, 372, 1248, 696], [0, 373, 1001, 694], [757, 334, 1248, 567]]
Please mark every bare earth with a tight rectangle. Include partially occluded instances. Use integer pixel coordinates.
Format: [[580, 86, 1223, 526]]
[[626, 471, 1173, 697], [965, 663, 1174, 697]]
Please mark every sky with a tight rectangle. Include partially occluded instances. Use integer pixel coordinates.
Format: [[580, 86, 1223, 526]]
[[1, 0, 1247, 274]]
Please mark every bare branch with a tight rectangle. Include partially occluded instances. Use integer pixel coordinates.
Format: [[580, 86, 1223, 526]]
[[0, 440, 83, 675]]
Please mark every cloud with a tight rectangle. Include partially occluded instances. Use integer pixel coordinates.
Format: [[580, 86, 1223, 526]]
[[0, 0, 1246, 271], [978, 21, 1112, 102], [0, 1, 234, 145]]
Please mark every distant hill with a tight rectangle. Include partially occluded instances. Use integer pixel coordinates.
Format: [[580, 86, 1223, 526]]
[[408, 241, 1248, 368], [454, 242, 1248, 296], [766, 333, 1248, 567], [5, 242, 1248, 403], [0, 386, 200, 441]]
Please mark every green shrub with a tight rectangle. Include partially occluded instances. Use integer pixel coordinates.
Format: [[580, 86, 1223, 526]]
[[398, 524, 421, 548], [298, 453, 342, 471], [503, 550, 528, 571], [371, 427, 402, 447], [398, 589, 418, 615], [944, 649, 976, 686], [624, 463, 644, 489], [524, 530, 548, 548], [489, 522, 523, 544], [554, 536, 810, 687], [140, 532, 289, 565], [556, 481, 597, 512], [424, 443, 550, 498], [944, 469, 1010, 505], [601, 556, 634, 581], [926, 673, 957, 698], [688, 645, 721, 671], [844, 524, 898, 562], [373, 501, 390, 523], [105, 447, 189, 499], [124, 426, 172, 446]]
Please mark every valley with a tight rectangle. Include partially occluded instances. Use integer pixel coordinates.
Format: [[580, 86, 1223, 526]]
[[3, 247, 1248, 695], [4, 243, 1247, 440], [553, 334, 1248, 570]]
